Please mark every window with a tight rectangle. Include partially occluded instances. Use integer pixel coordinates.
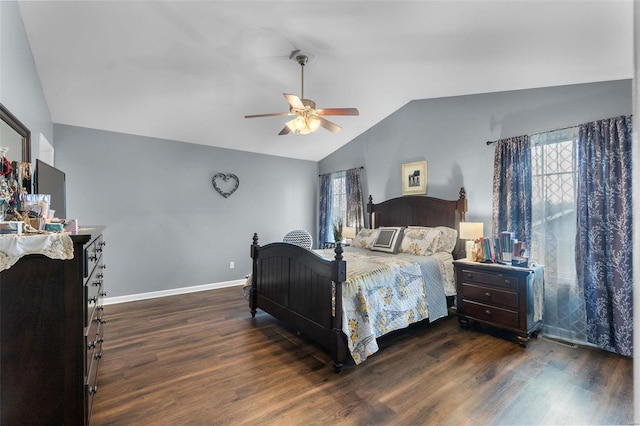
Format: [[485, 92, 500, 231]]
[[329, 171, 346, 242], [531, 126, 586, 343], [531, 127, 578, 285]]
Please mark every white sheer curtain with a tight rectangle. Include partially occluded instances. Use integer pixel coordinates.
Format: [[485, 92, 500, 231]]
[[530, 127, 588, 344]]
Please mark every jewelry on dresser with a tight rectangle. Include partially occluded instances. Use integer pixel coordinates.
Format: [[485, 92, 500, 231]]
[[18, 162, 32, 180]]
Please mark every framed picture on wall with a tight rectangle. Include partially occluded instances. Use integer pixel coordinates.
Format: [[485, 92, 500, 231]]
[[402, 160, 427, 195]]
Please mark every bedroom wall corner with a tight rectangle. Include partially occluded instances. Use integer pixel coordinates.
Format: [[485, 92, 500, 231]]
[[1, 1, 53, 164], [53, 124, 318, 298]]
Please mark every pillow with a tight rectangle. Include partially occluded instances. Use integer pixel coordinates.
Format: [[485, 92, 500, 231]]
[[434, 226, 458, 253], [399, 227, 441, 256], [352, 228, 379, 249], [371, 227, 404, 253], [407, 225, 459, 253]]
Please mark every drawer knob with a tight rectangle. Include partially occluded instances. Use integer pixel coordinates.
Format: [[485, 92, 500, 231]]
[[504, 279, 511, 284], [466, 273, 473, 279], [485, 292, 492, 297], [485, 309, 492, 316], [89, 386, 98, 395]]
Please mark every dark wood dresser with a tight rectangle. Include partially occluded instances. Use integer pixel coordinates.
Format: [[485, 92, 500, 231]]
[[454, 259, 543, 347], [0, 226, 106, 425]]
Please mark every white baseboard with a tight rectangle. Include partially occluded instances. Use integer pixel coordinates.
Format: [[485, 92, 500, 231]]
[[103, 279, 245, 305]]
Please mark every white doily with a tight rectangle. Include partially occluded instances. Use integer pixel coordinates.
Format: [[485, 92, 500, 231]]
[[0, 233, 74, 272]]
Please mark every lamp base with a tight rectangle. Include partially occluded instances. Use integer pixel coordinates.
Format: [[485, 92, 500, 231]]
[[465, 240, 474, 261]]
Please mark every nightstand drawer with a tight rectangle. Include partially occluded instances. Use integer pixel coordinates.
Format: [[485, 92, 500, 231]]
[[460, 268, 519, 289], [461, 300, 519, 328], [461, 283, 518, 309]]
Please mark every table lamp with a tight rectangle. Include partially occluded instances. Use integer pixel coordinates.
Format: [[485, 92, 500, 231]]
[[459, 222, 484, 260], [342, 226, 356, 245]]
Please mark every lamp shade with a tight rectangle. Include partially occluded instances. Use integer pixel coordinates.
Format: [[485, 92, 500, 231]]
[[342, 226, 356, 239], [459, 222, 484, 240]]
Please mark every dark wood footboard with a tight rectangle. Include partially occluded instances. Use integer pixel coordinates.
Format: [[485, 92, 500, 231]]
[[250, 233, 348, 372]]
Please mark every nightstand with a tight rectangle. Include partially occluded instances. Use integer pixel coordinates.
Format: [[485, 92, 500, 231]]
[[453, 260, 544, 347]]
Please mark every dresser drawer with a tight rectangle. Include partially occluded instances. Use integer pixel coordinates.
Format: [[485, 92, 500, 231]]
[[460, 268, 519, 289], [462, 283, 518, 309], [84, 235, 104, 279], [461, 300, 519, 328], [86, 279, 102, 327], [85, 340, 102, 426]]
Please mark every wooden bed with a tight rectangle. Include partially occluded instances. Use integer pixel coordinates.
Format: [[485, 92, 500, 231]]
[[248, 188, 467, 372]]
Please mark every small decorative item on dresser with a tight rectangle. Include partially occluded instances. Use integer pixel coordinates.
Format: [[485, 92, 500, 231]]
[[453, 259, 544, 347]]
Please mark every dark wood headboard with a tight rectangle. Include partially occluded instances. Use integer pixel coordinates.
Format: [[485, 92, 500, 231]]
[[366, 187, 467, 258]]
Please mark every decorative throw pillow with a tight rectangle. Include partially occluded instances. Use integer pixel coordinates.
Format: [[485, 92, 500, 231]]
[[371, 227, 404, 253], [434, 226, 458, 253], [352, 228, 379, 249], [399, 227, 441, 256], [407, 225, 459, 253]]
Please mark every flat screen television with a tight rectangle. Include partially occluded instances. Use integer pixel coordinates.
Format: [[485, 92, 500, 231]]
[[34, 159, 66, 219]]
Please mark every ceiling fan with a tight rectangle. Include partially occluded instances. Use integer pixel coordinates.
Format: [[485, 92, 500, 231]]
[[244, 52, 359, 135]]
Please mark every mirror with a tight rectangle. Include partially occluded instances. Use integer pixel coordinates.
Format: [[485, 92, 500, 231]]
[[0, 103, 31, 164], [0, 102, 32, 194]]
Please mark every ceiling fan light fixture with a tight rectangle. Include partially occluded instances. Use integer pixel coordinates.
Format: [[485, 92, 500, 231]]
[[245, 51, 358, 135], [307, 116, 321, 132], [293, 115, 307, 131]]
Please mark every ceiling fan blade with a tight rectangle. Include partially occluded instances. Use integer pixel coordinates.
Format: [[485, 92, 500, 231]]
[[315, 108, 359, 116], [244, 112, 290, 119], [283, 93, 305, 110], [319, 117, 342, 133], [278, 125, 291, 135], [279, 119, 296, 135]]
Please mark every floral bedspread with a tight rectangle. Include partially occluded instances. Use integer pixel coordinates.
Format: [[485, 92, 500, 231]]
[[318, 247, 449, 364]]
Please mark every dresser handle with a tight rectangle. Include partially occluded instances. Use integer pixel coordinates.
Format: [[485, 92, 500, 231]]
[[466, 273, 473, 279], [504, 279, 511, 284], [89, 254, 97, 261], [88, 296, 98, 304], [485, 292, 491, 297], [89, 386, 98, 395], [485, 309, 492, 316]]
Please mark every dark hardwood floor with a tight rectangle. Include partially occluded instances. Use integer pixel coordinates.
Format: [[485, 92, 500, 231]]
[[92, 286, 633, 425]]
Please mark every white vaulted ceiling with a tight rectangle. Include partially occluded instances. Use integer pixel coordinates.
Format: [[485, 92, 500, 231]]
[[18, 1, 633, 161]]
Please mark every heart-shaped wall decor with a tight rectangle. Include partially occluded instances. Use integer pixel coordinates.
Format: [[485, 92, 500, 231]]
[[212, 173, 239, 198]]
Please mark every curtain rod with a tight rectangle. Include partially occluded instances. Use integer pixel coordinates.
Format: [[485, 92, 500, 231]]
[[485, 124, 579, 146], [485, 114, 633, 146], [319, 166, 363, 176]]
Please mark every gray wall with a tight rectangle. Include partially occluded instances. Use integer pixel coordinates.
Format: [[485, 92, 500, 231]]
[[54, 124, 318, 298], [320, 80, 632, 233], [0, 1, 52, 163]]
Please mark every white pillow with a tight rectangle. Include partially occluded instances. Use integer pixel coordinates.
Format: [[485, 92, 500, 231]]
[[407, 226, 458, 253], [399, 227, 441, 256], [434, 226, 458, 253], [371, 227, 404, 253], [352, 228, 379, 249]]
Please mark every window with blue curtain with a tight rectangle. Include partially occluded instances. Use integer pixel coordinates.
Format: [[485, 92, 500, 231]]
[[493, 116, 633, 356], [318, 168, 364, 246]]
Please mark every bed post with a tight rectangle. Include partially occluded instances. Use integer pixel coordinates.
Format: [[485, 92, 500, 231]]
[[330, 243, 347, 373], [458, 187, 467, 222], [249, 233, 259, 317], [366, 194, 374, 229]]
